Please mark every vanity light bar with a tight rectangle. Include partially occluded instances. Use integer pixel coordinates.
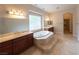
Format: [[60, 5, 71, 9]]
[[7, 9, 25, 16]]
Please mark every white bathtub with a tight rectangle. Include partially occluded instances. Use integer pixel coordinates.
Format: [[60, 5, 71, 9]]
[[33, 31, 58, 54], [33, 31, 54, 40]]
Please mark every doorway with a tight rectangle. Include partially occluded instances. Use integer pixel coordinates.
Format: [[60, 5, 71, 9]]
[[63, 12, 73, 34]]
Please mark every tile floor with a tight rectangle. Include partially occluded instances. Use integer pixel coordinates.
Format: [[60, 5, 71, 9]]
[[21, 33, 79, 55]]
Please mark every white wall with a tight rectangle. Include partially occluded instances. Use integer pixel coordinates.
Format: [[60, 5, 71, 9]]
[[0, 19, 3, 34], [51, 8, 76, 35], [0, 19, 2, 34], [75, 5, 79, 40], [0, 6, 6, 34]]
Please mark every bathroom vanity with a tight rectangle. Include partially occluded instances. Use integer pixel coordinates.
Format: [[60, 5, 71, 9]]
[[44, 26, 54, 32], [0, 32, 34, 55]]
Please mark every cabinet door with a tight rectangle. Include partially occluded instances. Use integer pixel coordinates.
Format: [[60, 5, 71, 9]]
[[13, 36, 27, 54], [13, 33, 34, 54], [0, 40, 13, 55], [26, 36, 33, 47], [48, 27, 54, 32]]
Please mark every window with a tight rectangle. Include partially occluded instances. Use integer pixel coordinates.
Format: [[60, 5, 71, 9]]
[[29, 14, 42, 32]]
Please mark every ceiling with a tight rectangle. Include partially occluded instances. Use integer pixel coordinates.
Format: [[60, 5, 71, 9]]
[[33, 4, 76, 13]]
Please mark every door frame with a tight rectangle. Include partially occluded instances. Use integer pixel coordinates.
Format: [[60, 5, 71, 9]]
[[63, 12, 73, 34]]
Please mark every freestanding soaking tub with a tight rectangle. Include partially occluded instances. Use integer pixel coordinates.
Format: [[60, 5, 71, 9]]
[[33, 31, 58, 54]]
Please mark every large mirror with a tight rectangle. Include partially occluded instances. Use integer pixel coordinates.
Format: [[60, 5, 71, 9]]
[[0, 18, 28, 35]]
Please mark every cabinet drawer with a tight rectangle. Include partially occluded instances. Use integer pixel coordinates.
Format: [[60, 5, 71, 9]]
[[0, 40, 13, 48], [48, 27, 54, 32], [13, 39, 27, 54]]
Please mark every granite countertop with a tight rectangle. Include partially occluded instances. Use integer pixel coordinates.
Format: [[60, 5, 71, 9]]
[[44, 25, 53, 29], [0, 31, 33, 43]]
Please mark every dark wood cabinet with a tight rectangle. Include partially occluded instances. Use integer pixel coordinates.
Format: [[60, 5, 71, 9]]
[[44, 27, 54, 32], [0, 40, 13, 55], [13, 34, 33, 54], [13, 37, 28, 54], [48, 27, 54, 32], [0, 33, 34, 55]]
